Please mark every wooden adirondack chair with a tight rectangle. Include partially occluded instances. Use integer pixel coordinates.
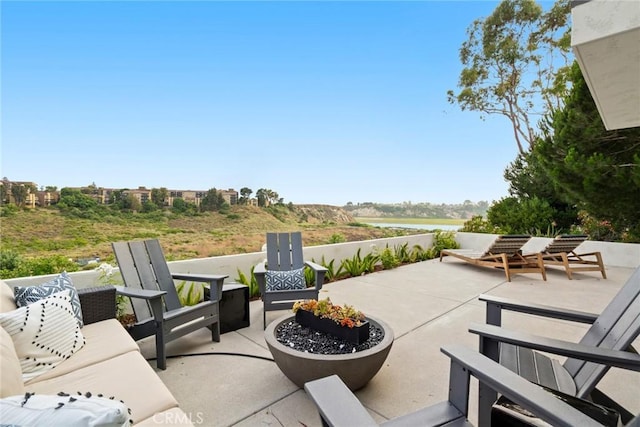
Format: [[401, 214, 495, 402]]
[[112, 239, 228, 369], [440, 235, 546, 282], [470, 266, 640, 425], [254, 232, 327, 328], [305, 345, 616, 427]]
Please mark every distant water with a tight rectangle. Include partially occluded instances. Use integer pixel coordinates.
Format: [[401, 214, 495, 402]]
[[363, 222, 461, 231]]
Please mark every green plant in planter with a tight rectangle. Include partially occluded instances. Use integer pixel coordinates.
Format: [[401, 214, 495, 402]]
[[361, 252, 379, 273], [96, 263, 131, 324], [303, 266, 315, 287], [379, 246, 399, 270], [175, 280, 204, 306], [409, 244, 431, 262], [393, 242, 411, 264], [317, 256, 345, 282], [427, 230, 460, 258], [235, 266, 259, 298], [293, 298, 365, 328], [340, 249, 366, 276]]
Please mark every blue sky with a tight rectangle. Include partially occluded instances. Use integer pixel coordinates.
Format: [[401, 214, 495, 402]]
[[2, 1, 536, 206]]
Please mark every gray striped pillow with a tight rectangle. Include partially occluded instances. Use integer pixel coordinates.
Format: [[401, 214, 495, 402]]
[[14, 271, 83, 327]]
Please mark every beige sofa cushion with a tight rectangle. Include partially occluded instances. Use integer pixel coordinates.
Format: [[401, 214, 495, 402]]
[[0, 280, 16, 314], [26, 350, 179, 425], [26, 318, 140, 384], [0, 326, 25, 398]]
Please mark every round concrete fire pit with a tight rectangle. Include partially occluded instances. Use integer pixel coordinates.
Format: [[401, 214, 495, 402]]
[[264, 314, 394, 391]]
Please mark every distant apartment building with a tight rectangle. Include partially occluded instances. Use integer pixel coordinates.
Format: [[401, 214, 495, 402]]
[[168, 188, 238, 207], [1, 179, 239, 208], [1, 178, 38, 208], [220, 189, 238, 205], [36, 190, 60, 207], [125, 187, 152, 205]]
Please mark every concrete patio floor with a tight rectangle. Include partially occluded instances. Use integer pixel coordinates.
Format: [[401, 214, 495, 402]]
[[137, 259, 640, 427]]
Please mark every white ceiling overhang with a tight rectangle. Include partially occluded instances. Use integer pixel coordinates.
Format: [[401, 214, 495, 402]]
[[571, 0, 640, 130]]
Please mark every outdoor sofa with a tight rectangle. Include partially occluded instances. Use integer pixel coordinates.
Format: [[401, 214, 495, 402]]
[[0, 278, 194, 426]]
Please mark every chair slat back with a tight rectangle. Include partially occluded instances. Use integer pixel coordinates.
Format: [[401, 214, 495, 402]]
[[483, 235, 531, 257], [113, 239, 185, 317], [112, 241, 153, 321], [265, 232, 304, 271], [565, 267, 640, 396], [145, 239, 182, 311], [544, 235, 588, 254]]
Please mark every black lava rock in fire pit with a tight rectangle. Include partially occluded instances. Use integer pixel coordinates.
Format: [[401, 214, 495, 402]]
[[275, 318, 385, 355]]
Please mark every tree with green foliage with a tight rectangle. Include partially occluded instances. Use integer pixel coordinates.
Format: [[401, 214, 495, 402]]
[[447, 0, 572, 155], [10, 184, 33, 207], [256, 188, 267, 207], [535, 63, 640, 241], [57, 188, 99, 210], [239, 187, 252, 205], [82, 182, 98, 195], [200, 188, 226, 212], [110, 189, 126, 206], [487, 196, 557, 235], [142, 200, 158, 213], [503, 152, 578, 231], [172, 197, 188, 213], [151, 187, 168, 208], [120, 193, 142, 212]]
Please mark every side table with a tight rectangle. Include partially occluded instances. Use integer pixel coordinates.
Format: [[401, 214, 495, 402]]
[[205, 283, 250, 333]]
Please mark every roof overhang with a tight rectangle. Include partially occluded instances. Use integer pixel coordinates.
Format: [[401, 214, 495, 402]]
[[571, 0, 640, 130]]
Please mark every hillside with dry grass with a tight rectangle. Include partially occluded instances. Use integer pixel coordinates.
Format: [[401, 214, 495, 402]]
[[1, 204, 420, 264]]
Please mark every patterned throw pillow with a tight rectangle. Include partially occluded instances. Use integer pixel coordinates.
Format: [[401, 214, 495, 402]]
[[0, 290, 86, 381], [14, 271, 83, 327], [0, 392, 131, 427], [265, 267, 306, 291]]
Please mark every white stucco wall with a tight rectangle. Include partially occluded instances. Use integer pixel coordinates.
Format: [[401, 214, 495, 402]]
[[4, 232, 638, 289], [4, 234, 434, 289], [454, 232, 640, 268]]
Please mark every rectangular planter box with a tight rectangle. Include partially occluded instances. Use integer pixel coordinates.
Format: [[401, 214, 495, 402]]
[[295, 309, 370, 345]]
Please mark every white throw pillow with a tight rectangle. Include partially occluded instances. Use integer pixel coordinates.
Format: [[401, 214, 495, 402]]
[[14, 271, 84, 327], [0, 392, 131, 427], [0, 290, 86, 381]]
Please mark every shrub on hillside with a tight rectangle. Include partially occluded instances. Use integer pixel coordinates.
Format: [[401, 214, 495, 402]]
[[0, 250, 79, 279]]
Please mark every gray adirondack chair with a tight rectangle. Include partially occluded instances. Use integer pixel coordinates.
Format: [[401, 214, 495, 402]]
[[524, 234, 607, 279], [305, 344, 618, 427], [470, 266, 640, 425], [254, 232, 327, 328], [112, 239, 228, 370], [440, 235, 546, 282]]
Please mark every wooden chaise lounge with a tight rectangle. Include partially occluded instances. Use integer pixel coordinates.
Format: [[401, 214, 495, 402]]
[[440, 235, 546, 282], [524, 234, 606, 280]]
